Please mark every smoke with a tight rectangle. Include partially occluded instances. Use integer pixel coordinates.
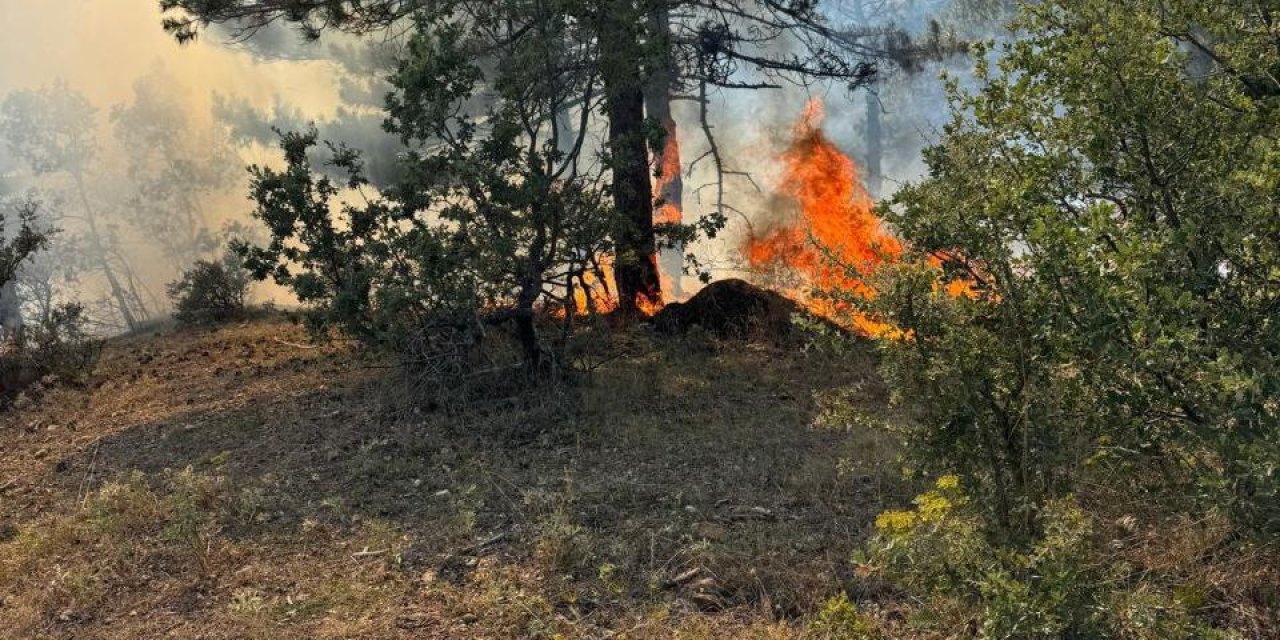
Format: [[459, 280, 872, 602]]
[[681, 0, 1014, 285], [0, 0, 1013, 328], [0, 0, 394, 331], [0, 1, 342, 117], [213, 94, 405, 188]]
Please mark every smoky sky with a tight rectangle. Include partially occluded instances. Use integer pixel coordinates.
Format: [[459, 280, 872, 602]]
[[0, 0, 369, 324]]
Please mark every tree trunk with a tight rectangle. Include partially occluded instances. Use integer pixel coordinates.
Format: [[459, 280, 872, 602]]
[[74, 173, 140, 332], [0, 281, 23, 347], [851, 0, 884, 201], [645, 5, 684, 300], [597, 1, 661, 314], [864, 86, 884, 200]]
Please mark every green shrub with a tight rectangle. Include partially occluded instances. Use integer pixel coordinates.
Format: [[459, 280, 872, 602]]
[[0, 198, 92, 397], [0, 302, 102, 397], [864, 0, 1280, 535], [807, 592, 876, 639], [27, 303, 102, 383], [860, 477, 1233, 639], [167, 248, 250, 324]]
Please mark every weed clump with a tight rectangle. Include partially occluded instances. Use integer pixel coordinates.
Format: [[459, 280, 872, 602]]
[[0, 468, 236, 632], [806, 592, 876, 639]]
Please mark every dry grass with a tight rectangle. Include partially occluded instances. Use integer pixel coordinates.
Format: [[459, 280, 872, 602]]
[[0, 315, 902, 639], [7, 315, 1269, 638]]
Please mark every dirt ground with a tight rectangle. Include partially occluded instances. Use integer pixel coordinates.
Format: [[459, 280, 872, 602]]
[[0, 315, 905, 639]]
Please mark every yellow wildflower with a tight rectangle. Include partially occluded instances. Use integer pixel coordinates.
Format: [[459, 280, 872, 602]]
[[914, 491, 953, 522], [875, 510, 916, 533]]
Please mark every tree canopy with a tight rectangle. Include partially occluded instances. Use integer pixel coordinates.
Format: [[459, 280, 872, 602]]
[[872, 0, 1280, 534]]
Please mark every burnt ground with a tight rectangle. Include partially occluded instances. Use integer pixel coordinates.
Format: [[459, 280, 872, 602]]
[[0, 314, 907, 639]]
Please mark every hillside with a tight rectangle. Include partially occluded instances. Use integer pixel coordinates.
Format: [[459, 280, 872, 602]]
[[0, 315, 902, 639]]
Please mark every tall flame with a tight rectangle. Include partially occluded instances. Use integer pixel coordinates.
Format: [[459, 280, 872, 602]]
[[652, 117, 684, 307], [654, 119, 684, 228], [744, 98, 901, 335]]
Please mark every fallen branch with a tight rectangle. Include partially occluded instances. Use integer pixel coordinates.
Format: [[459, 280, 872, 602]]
[[715, 505, 799, 522], [662, 567, 702, 589], [458, 532, 508, 556], [273, 337, 320, 350]]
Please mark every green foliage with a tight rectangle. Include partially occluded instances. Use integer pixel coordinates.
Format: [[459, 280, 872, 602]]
[[807, 592, 876, 639], [861, 477, 1231, 639], [21, 302, 103, 386], [870, 0, 1280, 534], [239, 9, 617, 383], [0, 198, 50, 291], [167, 247, 251, 324]]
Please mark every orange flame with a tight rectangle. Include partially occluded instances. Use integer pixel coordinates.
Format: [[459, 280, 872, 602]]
[[650, 117, 684, 311], [654, 120, 683, 227], [744, 98, 901, 335], [561, 119, 681, 319], [561, 256, 664, 318], [568, 255, 620, 316]]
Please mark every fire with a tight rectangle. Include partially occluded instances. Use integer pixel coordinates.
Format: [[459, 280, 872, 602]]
[[568, 255, 619, 316], [559, 119, 682, 319], [561, 255, 664, 318], [744, 98, 901, 335], [653, 120, 683, 227], [559, 98, 972, 326], [652, 117, 684, 308]]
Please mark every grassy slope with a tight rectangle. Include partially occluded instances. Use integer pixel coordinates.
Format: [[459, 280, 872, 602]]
[[0, 316, 902, 639]]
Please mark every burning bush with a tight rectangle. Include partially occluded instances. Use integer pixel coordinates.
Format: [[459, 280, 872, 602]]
[[743, 99, 902, 336]]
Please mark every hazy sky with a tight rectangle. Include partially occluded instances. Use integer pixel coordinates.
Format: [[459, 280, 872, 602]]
[[0, 0, 342, 119]]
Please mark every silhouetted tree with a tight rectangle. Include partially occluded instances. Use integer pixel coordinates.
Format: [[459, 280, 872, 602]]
[[0, 83, 150, 331], [111, 66, 238, 270]]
